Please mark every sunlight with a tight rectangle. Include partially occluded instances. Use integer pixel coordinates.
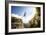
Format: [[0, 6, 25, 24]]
[[22, 7, 36, 23]]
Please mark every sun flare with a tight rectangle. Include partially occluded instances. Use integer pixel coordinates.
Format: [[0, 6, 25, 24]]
[[22, 8, 36, 23]]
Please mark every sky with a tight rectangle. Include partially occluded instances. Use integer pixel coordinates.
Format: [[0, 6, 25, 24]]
[[11, 6, 33, 17], [11, 6, 36, 23]]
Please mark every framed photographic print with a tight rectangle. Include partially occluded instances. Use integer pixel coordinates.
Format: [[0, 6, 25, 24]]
[[5, 1, 45, 34]]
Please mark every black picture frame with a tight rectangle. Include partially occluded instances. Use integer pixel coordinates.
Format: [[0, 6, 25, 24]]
[[5, 1, 45, 35]]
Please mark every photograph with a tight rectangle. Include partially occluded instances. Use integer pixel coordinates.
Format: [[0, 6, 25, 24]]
[[6, 1, 45, 33], [11, 6, 40, 29]]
